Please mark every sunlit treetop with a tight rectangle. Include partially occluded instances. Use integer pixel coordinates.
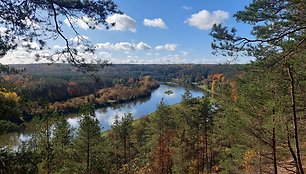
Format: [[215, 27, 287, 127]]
[[0, 89, 20, 102]]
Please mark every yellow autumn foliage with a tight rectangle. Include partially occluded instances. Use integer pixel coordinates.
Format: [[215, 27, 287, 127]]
[[243, 149, 256, 172], [0, 91, 20, 102]]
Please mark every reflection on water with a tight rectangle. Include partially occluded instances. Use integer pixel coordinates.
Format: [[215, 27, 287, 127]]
[[65, 84, 204, 130], [0, 84, 204, 147], [0, 130, 32, 148]]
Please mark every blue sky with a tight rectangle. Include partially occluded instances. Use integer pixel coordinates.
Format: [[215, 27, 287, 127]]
[[0, 0, 254, 64]]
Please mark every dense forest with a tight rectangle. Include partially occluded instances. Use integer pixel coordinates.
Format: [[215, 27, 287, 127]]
[[0, 63, 236, 134], [12, 63, 241, 82]]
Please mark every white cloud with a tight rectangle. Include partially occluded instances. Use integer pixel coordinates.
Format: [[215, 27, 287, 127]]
[[64, 16, 101, 30], [95, 42, 112, 50], [106, 14, 137, 32], [21, 41, 40, 50], [98, 51, 112, 58], [136, 42, 151, 50], [155, 43, 177, 51], [22, 17, 40, 29], [0, 47, 253, 65], [53, 45, 63, 49], [182, 51, 189, 56], [182, 6, 193, 10], [70, 35, 89, 43], [0, 48, 53, 64], [114, 42, 135, 51], [95, 41, 151, 51], [143, 18, 167, 29], [185, 10, 229, 30]]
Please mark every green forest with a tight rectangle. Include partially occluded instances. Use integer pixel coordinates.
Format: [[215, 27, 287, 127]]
[[0, 0, 306, 174]]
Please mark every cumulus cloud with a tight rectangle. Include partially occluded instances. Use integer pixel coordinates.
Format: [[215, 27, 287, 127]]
[[136, 42, 151, 50], [70, 35, 89, 43], [0, 48, 54, 64], [22, 17, 40, 29], [53, 45, 63, 49], [155, 43, 177, 51], [95, 41, 151, 51], [143, 18, 167, 29], [114, 42, 135, 51], [95, 42, 112, 50], [21, 41, 40, 50], [106, 14, 137, 32], [64, 16, 101, 30], [185, 10, 229, 30], [98, 51, 112, 58]]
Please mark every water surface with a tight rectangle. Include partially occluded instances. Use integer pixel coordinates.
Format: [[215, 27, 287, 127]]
[[68, 84, 203, 130], [1, 84, 203, 147]]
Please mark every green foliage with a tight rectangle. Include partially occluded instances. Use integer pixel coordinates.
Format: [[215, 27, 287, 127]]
[[52, 118, 73, 173], [210, 0, 306, 173], [0, 147, 41, 174], [164, 90, 173, 95], [72, 105, 102, 173], [0, 120, 19, 133], [211, 0, 306, 60], [111, 113, 135, 173], [181, 89, 192, 105]]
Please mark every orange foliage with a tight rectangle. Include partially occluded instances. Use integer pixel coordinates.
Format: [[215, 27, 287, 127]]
[[34, 76, 159, 113], [230, 80, 237, 102], [243, 149, 257, 173], [2, 75, 12, 81], [208, 73, 224, 82], [149, 132, 173, 174]]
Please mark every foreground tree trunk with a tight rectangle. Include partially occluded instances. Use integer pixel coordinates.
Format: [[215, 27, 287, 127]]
[[287, 66, 304, 174]]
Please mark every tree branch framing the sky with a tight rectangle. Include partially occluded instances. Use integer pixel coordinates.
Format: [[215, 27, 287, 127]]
[[210, 0, 306, 65], [0, 0, 121, 72]]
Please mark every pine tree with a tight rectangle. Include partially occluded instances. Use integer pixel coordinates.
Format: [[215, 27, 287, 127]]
[[210, 0, 306, 173], [73, 104, 102, 174], [111, 113, 134, 173], [150, 100, 175, 174], [52, 118, 72, 173]]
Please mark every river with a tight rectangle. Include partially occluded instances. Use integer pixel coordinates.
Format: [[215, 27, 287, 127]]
[[0, 84, 204, 147]]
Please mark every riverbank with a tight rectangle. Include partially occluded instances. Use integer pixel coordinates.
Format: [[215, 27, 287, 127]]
[[30, 76, 159, 115], [0, 76, 159, 135], [0, 84, 204, 147]]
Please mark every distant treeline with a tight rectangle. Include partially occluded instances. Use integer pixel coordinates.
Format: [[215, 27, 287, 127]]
[[6, 63, 240, 104], [11, 63, 241, 82]]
